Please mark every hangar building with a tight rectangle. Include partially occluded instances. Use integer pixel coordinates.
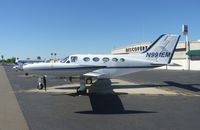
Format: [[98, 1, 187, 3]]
[[112, 40, 200, 70]]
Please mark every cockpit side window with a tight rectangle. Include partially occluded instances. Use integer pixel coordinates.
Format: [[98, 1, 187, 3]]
[[71, 56, 78, 62], [61, 56, 69, 63]]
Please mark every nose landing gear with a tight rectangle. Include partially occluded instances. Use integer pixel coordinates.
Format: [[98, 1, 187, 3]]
[[37, 76, 47, 91]]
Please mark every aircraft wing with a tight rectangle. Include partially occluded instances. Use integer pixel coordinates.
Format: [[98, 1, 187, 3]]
[[151, 62, 182, 66]]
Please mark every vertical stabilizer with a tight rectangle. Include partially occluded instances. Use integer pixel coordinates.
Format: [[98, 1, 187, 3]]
[[141, 34, 180, 64]]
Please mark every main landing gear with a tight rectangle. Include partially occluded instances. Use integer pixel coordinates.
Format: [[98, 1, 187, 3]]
[[37, 76, 47, 91], [76, 77, 93, 95]]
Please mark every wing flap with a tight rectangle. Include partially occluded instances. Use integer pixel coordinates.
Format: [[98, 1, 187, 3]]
[[84, 72, 106, 78]]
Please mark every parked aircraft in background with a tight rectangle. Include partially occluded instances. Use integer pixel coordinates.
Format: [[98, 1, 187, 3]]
[[13, 59, 45, 71], [20, 34, 180, 94]]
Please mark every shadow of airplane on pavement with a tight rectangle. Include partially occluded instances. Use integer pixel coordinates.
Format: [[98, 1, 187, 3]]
[[165, 81, 200, 92], [74, 79, 156, 115]]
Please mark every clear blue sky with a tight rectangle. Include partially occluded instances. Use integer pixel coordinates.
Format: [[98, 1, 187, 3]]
[[0, 0, 199, 59]]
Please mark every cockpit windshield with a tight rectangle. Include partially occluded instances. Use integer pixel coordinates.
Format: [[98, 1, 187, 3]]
[[60, 56, 69, 63]]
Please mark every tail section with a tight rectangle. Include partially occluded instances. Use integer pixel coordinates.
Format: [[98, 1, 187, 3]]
[[141, 34, 180, 64]]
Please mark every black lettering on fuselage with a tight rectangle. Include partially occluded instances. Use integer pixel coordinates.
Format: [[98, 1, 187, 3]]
[[146, 52, 171, 58]]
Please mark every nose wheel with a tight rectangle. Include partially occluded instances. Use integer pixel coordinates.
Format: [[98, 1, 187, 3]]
[[37, 76, 47, 91], [37, 83, 44, 90]]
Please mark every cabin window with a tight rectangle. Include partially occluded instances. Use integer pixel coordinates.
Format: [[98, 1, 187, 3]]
[[112, 58, 118, 62], [71, 56, 78, 62], [83, 57, 90, 62], [93, 57, 100, 62], [102, 57, 109, 62], [119, 58, 125, 62]]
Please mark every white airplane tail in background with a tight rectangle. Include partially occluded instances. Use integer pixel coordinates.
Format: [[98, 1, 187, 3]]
[[139, 34, 180, 64]]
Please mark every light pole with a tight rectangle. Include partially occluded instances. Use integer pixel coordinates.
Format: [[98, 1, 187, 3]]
[[1, 55, 4, 64], [54, 53, 57, 63], [1, 55, 3, 61], [182, 25, 190, 70], [51, 53, 53, 59]]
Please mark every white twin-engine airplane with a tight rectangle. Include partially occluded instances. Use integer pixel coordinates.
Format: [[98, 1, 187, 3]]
[[22, 34, 180, 94], [13, 59, 44, 71]]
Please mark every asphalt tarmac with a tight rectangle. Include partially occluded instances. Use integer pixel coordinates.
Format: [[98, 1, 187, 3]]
[[3, 65, 200, 130]]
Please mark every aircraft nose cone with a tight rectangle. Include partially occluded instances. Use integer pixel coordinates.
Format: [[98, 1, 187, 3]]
[[22, 64, 30, 70]]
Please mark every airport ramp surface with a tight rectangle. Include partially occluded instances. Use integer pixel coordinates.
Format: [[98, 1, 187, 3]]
[[0, 66, 29, 130]]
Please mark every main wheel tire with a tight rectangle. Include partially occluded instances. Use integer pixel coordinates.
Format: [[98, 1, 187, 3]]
[[86, 78, 92, 84]]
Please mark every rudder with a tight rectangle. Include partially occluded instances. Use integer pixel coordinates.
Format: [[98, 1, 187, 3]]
[[141, 34, 180, 64]]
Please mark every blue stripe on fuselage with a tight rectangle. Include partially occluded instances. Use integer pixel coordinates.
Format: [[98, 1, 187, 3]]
[[26, 65, 161, 71]]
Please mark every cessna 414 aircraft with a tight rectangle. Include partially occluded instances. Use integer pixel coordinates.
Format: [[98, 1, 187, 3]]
[[13, 58, 44, 71], [21, 34, 180, 94]]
